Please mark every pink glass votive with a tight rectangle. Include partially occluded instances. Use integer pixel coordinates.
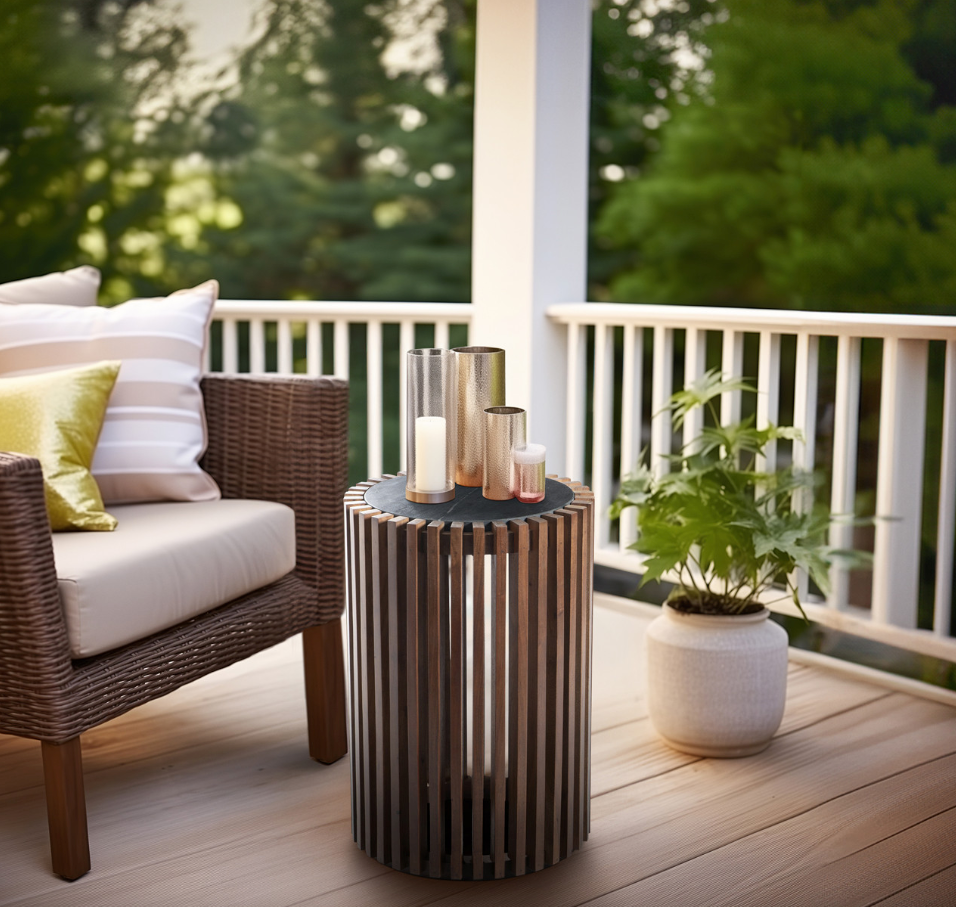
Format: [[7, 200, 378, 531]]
[[513, 442, 546, 503]]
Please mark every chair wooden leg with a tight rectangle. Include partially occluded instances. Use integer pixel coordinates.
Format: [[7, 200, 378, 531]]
[[303, 618, 348, 764], [41, 737, 91, 880]]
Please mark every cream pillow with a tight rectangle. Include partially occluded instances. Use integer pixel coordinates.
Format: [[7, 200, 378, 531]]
[[0, 281, 221, 505], [0, 266, 100, 306]]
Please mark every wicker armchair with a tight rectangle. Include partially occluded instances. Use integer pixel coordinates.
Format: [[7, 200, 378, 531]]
[[0, 373, 349, 880]]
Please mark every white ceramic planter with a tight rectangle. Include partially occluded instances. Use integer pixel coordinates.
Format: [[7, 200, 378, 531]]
[[645, 603, 789, 757]]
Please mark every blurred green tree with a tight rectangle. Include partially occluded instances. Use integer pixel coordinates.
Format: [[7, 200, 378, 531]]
[[597, 0, 956, 313], [588, 0, 721, 299], [0, 0, 193, 300], [191, 0, 474, 303]]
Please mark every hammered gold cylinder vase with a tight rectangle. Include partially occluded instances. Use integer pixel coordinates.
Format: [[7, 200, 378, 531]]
[[453, 346, 505, 486], [483, 406, 526, 500]]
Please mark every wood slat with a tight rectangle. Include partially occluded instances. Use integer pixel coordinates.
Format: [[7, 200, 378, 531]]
[[449, 523, 466, 880], [527, 517, 549, 872], [370, 512, 392, 864], [563, 508, 580, 857], [386, 516, 409, 870], [361, 510, 382, 857], [492, 521, 509, 879], [543, 511, 566, 867], [404, 518, 426, 875], [471, 524, 486, 880], [508, 520, 531, 876], [426, 521, 445, 878]]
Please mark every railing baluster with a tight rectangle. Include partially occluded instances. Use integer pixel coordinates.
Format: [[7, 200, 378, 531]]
[[334, 320, 349, 381], [223, 317, 238, 374], [683, 327, 707, 452], [565, 322, 585, 482], [306, 320, 322, 377], [828, 336, 861, 610], [935, 340, 956, 637], [250, 319, 266, 374], [650, 327, 674, 478], [367, 320, 383, 480], [399, 320, 415, 473], [756, 331, 781, 473], [207, 299, 956, 661], [591, 323, 614, 550], [792, 333, 820, 601], [618, 324, 642, 554], [872, 338, 928, 629], [721, 330, 744, 426], [278, 318, 293, 375]]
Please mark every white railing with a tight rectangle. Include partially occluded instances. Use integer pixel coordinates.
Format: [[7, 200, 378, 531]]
[[209, 300, 472, 480], [209, 297, 956, 662], [549, 303, 956, 662]]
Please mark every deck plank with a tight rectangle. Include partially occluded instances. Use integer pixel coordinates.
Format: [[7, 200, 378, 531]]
[[590, 664, 890, 797], [1, 597, 954, 907], [584, 753, 956, 906], [872, 863, 956, 907], [294, 695, 956, 907]]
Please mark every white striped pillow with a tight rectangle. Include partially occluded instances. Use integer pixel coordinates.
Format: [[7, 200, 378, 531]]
[[0, 281, 221, 505], [0, 266, 100, 306]]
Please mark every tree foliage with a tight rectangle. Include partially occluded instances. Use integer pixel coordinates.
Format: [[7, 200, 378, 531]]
[[4, 0, 955, 316], [597, 0, 956, 313], [189, 0, 474, 303], [0, 0, 192, 300]]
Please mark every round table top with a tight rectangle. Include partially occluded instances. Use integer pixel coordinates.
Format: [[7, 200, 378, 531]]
[[363, 475, 575, 524]]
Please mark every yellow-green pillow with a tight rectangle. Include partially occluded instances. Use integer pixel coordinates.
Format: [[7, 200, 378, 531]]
[[0, 361, 121, 531]]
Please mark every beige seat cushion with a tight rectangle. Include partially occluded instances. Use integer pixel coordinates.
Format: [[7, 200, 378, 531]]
[[52, 499, 296, 658]]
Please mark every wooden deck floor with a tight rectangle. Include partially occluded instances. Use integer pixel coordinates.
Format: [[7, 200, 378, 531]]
[[2, 594, 956, 906]]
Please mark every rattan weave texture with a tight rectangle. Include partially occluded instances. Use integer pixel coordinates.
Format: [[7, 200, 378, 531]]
[[0, 374, 349, 744]]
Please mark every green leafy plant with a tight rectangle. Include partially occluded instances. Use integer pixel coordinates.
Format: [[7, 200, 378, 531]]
[[611, 370, 865, 618]]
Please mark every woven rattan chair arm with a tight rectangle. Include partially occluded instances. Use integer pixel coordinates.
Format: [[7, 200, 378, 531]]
[[0, 452, 77, 734], [200, 374, 349, 623]]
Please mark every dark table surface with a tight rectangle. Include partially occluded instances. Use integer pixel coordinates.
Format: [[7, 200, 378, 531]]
[[363, 475, 575, 524]]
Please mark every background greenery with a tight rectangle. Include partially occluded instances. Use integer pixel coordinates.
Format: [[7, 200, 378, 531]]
[[4, 0, 953, 310], [2, 0, 955, 648]]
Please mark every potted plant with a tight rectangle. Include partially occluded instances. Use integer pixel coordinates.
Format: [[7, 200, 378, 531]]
[[611, 370, 860, 757]]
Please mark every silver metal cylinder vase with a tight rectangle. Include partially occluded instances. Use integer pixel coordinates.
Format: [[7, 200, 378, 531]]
[[453, 346, 505, 487], [482, 406, 526, 500]]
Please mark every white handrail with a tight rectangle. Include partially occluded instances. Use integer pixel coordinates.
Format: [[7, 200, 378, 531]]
[[547, 300, 956, 662], [209, 298, 473, 483], [206, 296, 956, 662], [214, 299, 471, 319], [547, 302, 956, 340]]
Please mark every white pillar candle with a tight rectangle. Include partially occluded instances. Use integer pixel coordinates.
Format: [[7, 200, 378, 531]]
[[414, 416, 447, 492]]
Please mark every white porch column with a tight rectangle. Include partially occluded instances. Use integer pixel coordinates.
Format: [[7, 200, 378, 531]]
[[470, 0, 592, 477]]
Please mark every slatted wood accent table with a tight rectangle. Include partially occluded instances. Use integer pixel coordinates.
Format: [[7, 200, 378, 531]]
[[344, 475, 594, 881]]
